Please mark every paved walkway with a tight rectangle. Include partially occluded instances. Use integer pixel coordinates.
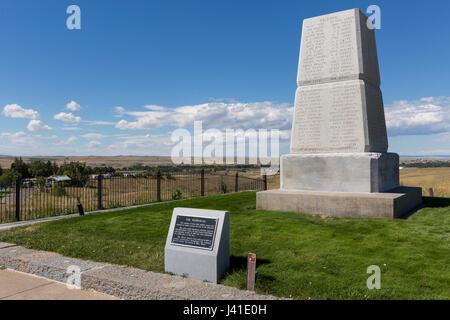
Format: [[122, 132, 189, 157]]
[[0, 269, 118, 300], [0, 242, 275, 300]]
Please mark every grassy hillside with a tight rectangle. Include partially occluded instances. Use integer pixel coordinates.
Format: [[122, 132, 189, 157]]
[[0, 192, 449, 299]]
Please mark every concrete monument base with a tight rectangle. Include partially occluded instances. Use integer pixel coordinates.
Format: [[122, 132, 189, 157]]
[[281, 153, 399, 193], [256, 187, 422, 219]]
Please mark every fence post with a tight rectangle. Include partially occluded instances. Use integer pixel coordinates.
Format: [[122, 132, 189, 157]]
[[15, 178, 21, 221], [429, 187, 434, 197], [201, 169, 205, 197], [263, 174, 267, 190], [235, 172, 239, 193], [157, 171, 161, 201], [97, 175, 103, 210]]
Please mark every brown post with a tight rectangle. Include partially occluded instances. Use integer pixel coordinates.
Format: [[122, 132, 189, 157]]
[[77, 197, 85, 216], [246, 252, 256, 291], [263, 174, 267, 190], [235, 172, 239, 193], [429, 187, 434, 197], [201, 169, 205, 197]]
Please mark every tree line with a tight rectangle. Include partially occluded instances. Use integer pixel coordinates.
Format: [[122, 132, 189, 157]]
[[400, 161, 450, 168], [0, 158, 116, 187]]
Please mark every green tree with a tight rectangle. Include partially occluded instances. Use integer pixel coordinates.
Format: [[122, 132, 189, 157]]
[[29, 161, 54, 178], [11, 158, 31, 179], [0, 170, 19, 188], [35, 176, 47, 192], [10, 157, 31, 179], [57, 161, 88, 186], [52, 182, 66, 196]]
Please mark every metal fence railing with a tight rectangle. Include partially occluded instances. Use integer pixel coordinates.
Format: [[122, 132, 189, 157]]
[[0, 170, 268, 224]]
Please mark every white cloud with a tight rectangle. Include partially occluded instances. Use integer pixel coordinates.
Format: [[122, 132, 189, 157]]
[[114, 101, 293, 131], [1, 131, 54, 145], [86, 120, 115, 125], [61, 126, 81, 131], [54, 112, 82, 123], [0, 132, 59, 154], [2, 104, 39, 119], [87, 140, 101, 149], [385, 97, 450, 136], [114, 106, 125, 117], [27, 120, 52, 132], [81, 133, 104, 140], [107, 134, 173, 155], [1, 131, 30, 143], [54, 135, 78, 146], [66, 100, 82, 111]]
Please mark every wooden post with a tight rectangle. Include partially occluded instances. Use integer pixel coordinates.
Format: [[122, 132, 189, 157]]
[[97, 175, 103, 210], [246, 252, 256, 291], [77, 197, 85, 216], [15, 178, 21, 221], [263, 174, 267, 190], [157, 171, 161, 201], [429, 187, 434, 197], [200, 169, 205, 197], [235, 172, 239, 193]]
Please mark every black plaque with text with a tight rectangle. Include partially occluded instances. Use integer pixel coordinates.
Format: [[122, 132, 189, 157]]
[[171, 215, 218, 250]]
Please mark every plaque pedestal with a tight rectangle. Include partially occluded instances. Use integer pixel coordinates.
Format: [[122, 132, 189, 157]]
[[165, 208, 230, 284]]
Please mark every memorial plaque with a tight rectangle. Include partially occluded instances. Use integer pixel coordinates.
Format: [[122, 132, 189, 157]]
[[171, 215, 218, 250], [165, 208, 230, 283]]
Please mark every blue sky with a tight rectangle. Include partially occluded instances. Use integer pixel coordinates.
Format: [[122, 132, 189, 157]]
[[0, 0, 449, 157]]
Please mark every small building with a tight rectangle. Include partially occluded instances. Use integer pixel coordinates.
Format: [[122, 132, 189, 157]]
[[48, 175, 71, 185]]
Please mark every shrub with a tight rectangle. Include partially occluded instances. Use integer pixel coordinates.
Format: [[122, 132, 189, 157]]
[[220, 177, 227, 194], [165, 172, 175, 180], [52, 182, 66, 196], [36, 176, 47, 192], [171, 189, 182, 200]]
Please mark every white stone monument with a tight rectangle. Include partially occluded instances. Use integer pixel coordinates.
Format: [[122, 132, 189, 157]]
[[257, 9, 422, 218], [165, 207, 230, 283]]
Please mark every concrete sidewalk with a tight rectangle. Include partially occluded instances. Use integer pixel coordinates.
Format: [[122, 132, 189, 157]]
[[0, 269, 118, 300], [0, 242, 275, 300]]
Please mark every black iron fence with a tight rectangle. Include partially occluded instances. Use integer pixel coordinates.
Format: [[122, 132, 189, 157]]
[[0, 170, 267, 224]]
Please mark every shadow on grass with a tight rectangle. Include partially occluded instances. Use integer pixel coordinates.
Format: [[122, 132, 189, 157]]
[[400, 196, 450, 219], [227, 255, 276, 289], [423, 196, 450, 208], [228, 255, 271, 274]]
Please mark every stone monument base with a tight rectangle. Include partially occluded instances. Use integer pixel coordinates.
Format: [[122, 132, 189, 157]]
[[256, 187, 422, 219], [281, 153, 399, 193]]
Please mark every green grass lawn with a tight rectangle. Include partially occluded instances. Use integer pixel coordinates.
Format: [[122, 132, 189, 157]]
[[0, 192, 449, 299]]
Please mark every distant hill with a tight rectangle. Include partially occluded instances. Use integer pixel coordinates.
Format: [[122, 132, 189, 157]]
[[0, 155, 277, 169], [0, 155, 174, 169]]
